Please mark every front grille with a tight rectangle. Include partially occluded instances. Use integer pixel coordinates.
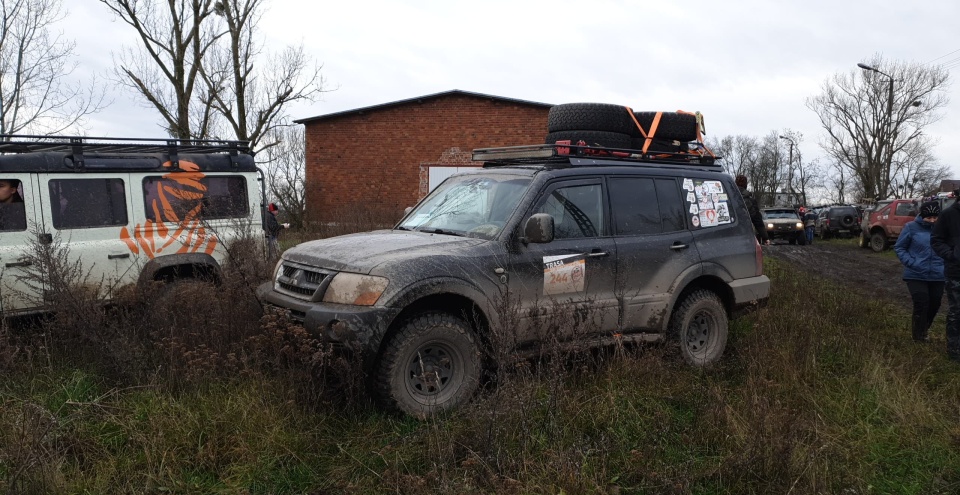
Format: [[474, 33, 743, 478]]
[[275, 262, 334, 300]]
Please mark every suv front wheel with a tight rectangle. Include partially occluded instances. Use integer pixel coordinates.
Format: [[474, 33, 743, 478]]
[[670, 290, 729, 367], [375, 312, 482, 417]]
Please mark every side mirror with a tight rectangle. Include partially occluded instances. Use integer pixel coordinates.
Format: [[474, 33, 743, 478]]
[[403, 206, 413, 216], [523, 213, 554, 244]]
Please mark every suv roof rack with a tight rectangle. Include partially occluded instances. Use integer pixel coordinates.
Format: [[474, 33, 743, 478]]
[[472, 143, 719, 167], [0, 135, 251, 155]]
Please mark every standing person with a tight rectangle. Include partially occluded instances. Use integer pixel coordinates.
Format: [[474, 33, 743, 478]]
[[895, 201, 945, 342], [264, 202, 289, 258], [803, 208, 818, 245], [931, 194, 960, 360], [735, 174, 769, 245]]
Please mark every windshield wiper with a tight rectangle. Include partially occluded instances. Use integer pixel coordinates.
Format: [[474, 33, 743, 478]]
[[418, 227, 465, 237]]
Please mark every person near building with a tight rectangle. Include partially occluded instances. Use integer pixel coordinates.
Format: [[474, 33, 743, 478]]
[[264, 202, 290, 258], [735, 174, 769, 245], [896, 201, 945, 343]]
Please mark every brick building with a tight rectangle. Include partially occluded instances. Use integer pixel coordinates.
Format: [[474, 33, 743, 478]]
[[295, 90, 551, 223]]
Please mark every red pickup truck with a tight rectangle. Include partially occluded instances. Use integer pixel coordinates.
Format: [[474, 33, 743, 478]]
[[859, 197, 955, 252]]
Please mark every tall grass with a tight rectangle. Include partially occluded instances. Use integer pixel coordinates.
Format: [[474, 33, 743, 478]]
[[2, 257, 960, 494]]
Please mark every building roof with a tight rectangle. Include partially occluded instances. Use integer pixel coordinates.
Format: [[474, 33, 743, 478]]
[[294, 89, 553, 124]]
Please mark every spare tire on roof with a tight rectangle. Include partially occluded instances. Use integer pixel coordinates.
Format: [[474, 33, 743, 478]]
[[547, 103, 636, 135], [630, 137, 684, 154], [546, 130, 632, 149], [632, 111, 699, 142]]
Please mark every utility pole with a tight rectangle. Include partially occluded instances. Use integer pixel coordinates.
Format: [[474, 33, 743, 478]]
[[779, 135, 798, 206]]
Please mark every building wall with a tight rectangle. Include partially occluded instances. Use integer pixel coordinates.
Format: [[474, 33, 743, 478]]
[[303, 94, 549, 223]]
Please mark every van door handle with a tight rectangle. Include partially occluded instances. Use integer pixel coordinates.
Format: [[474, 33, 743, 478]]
[[670, 242, 689, 251], [108, 253, 130, 260]]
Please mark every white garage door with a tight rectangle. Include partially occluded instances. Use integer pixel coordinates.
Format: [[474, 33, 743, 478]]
[[428, 167, 474, 192]]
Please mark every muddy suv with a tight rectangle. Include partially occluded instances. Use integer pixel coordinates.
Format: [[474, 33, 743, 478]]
[[762, 208, 805, 245], [815, 205, 861, 239], [0, 136, 263, 315], [258, 142, 771, 417]]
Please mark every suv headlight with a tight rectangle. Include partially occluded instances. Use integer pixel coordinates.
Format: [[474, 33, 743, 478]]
[[322, 273, 389, 306], [766, 223, 774, 229], [796, 222, 803, 229]]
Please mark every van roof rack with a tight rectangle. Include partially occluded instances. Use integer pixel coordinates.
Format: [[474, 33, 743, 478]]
[[0, 135, 251, 155], [472, 143, 719, 167]]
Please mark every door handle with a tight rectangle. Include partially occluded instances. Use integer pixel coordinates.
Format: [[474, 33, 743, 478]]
[[108, 253, 130, 260], [587, 251, 608, 258], [670, 243, 689, 251]]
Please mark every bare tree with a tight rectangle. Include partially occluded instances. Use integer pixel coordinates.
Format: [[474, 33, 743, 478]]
[[807, 55, 949, 201], [0, 0, 106, 134], [261, 125, 306, 228], [100, 0, 223, 139], [203, 0, 324, 151], [101, 0, 324, 147]]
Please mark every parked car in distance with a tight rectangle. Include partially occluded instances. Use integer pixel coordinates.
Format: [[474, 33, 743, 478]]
[[762, 208, 805, 245], [815, 205, 862, 239], [858, 197, 956, 252]]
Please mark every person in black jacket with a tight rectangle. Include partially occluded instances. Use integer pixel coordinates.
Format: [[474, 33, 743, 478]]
[[930, 194, 960, 361], [736, 175, 769, 245], [264, 202, 289, 259]]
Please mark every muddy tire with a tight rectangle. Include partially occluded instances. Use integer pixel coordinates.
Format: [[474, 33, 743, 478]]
[[547, 103, 636, 135], [670, 290, 728, 367], [631, 111, 699, 141], [545, 130, 631, 149], [870, 232, 887, 252], [375, 312, 481, 417]]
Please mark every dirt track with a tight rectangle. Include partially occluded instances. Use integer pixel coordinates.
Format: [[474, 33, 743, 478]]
[[762, 238, 911, 310]]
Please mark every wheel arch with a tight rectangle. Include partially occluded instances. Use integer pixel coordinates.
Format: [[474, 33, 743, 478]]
[[138, 253, 224, 286], [665, 275, 734, 333]]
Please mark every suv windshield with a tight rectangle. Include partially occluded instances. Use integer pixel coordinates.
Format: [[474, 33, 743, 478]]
[[762, 209, 799, 220], [398, 173, 532, 239]]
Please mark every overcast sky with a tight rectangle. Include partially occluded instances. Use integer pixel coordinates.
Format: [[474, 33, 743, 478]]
[[64, 0, 960, 178]]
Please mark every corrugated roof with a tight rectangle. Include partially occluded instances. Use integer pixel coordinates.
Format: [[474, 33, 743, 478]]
[[294, 89, 552, 124]]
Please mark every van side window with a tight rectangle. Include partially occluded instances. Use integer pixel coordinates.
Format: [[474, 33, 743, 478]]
[[142, 176, 248, 222], [48, 179, 128, 229], [0, 178, 26, 232], [538, 184, 603, 239], [896, 202, 917, 217]]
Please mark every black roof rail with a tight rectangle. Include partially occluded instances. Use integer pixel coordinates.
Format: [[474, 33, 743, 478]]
[[0, 135, 251, 155], [472, 143, 720, 167]]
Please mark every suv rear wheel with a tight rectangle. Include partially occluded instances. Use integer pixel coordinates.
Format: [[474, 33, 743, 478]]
[[670, 290, 728, 367], [375, 312, 482, 417]]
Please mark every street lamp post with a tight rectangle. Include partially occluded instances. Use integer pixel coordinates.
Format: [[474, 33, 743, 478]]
[[857, 62, 895, 198], [779, 135, 798, 206]]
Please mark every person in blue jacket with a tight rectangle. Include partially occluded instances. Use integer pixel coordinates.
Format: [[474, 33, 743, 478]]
[[895, 201, 945, 342]]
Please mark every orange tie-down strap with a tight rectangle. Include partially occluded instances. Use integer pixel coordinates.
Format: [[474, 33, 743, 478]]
[[625, 106, 716, 158]]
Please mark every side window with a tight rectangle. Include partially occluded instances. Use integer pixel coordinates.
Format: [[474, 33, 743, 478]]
[[142, 176, 248, 222], [608, 178, 687, 236], [538, 184, 603, 239], [0, 178, 27, 232], [609, 178, 660, 235], [49, 179, 127, 229], [656, 178, 686, 232], [895, 202, 916, 217]]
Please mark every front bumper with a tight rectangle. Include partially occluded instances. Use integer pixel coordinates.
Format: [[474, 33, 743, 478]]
[[256, 281, 400, 353]]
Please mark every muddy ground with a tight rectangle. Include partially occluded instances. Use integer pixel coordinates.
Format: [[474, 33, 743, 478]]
[[762, 237, 913, 310]]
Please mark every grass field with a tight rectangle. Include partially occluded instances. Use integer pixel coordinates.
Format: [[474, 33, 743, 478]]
[[2, 258, 959, 494]]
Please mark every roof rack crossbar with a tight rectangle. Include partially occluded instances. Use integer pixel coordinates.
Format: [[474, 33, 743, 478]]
[[473, 143, 721, 168], [0, 134, 252, 156]]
